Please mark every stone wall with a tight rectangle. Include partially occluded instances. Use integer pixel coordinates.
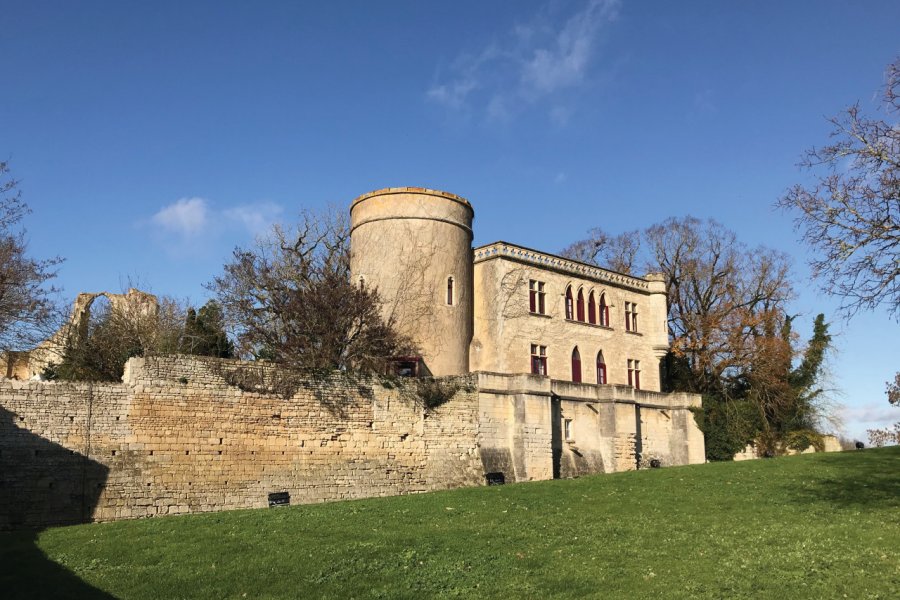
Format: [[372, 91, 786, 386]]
[[1, 357, 706, 529], [477, 372, 705, 483], [1, 356, 482, 529]]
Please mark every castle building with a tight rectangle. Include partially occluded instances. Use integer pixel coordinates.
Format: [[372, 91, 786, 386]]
[[350, 187, 670, 389], [351, 187, 704, 479]]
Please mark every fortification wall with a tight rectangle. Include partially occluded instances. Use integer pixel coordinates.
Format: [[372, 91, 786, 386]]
[[0, 356, 482, 529]]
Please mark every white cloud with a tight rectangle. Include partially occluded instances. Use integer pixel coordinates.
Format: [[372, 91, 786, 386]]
[[223, 201, 284, 236], [150, 197, 209, 236], [147, 197, 285, 249], [839, 404, 899, 426], [426, 0, 620, 121]]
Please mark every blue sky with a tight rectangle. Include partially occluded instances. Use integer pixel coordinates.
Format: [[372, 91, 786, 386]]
[[2, 0, 898, 440]]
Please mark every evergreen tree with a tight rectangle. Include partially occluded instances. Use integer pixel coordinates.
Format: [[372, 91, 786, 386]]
[[180, 300, 234, 358]]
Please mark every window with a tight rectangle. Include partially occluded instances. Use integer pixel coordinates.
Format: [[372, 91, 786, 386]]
[[596, 351, 607, 384], [529, 280, 546, 314], [571, 347, 582, 382], [628, 359, 641, 389], [530, 344, 547, 376], [625, 302, 638, 332], [446, 277, 454, 306], [564, 418, 574, 442], [576, 289, 585, 322], [588, 291, 596, 324], [565, 286, 574, 320], [599, 294, 609, 327]]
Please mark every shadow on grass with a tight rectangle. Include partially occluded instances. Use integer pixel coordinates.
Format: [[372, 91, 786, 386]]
[[782, 447, 900, 509], [0, 530, 116, 600], [0, 406, 114, 599]]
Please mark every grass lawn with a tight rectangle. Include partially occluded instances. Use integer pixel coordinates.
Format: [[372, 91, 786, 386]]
[[2, 447, 898, 599]]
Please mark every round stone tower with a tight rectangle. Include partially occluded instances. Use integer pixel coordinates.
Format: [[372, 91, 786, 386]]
[[349, 187, 474, 376]]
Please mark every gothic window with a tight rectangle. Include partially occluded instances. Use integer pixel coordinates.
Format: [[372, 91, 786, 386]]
[[599, 293, 609, 327], [596, 351, 607, 384], [576, 289, 585, 322], [565, 286, 574, 320], [571, 346, 582, 383], [588, 291, 596, 324]]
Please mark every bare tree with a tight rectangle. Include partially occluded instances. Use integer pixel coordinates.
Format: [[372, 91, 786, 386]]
[[566, 217, 795, 393], [561, 227, 641, 274], [49, 294, 187, 382], [208, 209, 413, 375], [644, 217, 794, 393], [867, 372, 900, 446], [778, 56, 900, 319], [0, 161, 63, 352], [562, 217, 835, 459]]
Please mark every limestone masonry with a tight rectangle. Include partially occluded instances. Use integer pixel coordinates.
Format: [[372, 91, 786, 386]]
[[1, 187, 705, 528]]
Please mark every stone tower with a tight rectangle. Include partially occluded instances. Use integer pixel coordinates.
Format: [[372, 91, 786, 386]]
[[349, 187, 474, 376]]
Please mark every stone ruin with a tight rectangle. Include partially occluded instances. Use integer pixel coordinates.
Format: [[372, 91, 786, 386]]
[[0, 288, 158, 380]]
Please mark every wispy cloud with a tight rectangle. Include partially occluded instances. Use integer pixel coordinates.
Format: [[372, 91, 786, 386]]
[[839, 404, 899, 427], [146, 198, 285, 257], [151, 197, 209, 236], [223, 201, 284, 236], [426, 0, 620, 122]]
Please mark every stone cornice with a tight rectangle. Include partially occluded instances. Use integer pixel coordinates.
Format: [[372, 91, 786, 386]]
[[473, 241, 650, 292]]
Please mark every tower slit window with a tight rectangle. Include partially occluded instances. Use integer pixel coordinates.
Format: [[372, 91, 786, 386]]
[[447, 277, 454, 306]]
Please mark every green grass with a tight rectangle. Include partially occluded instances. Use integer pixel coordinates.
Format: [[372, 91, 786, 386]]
[[2, 447, 899, 599]]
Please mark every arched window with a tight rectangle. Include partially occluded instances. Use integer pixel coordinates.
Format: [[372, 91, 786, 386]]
[[576, 289, 585, 322], [596, 351, 607, 384], [599, 293, 609, 327], [588, 291, 596, 324], [571, 347, 582, 382], [447, 277, 454, 306], [565, 286, 574, 320]]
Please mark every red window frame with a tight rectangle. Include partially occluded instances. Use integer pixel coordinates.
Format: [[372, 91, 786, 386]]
[[571, 347, 582, 383], [576, 289, 585, 322], [588, 291, 596, 324], [596, 352, 607, 384]]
